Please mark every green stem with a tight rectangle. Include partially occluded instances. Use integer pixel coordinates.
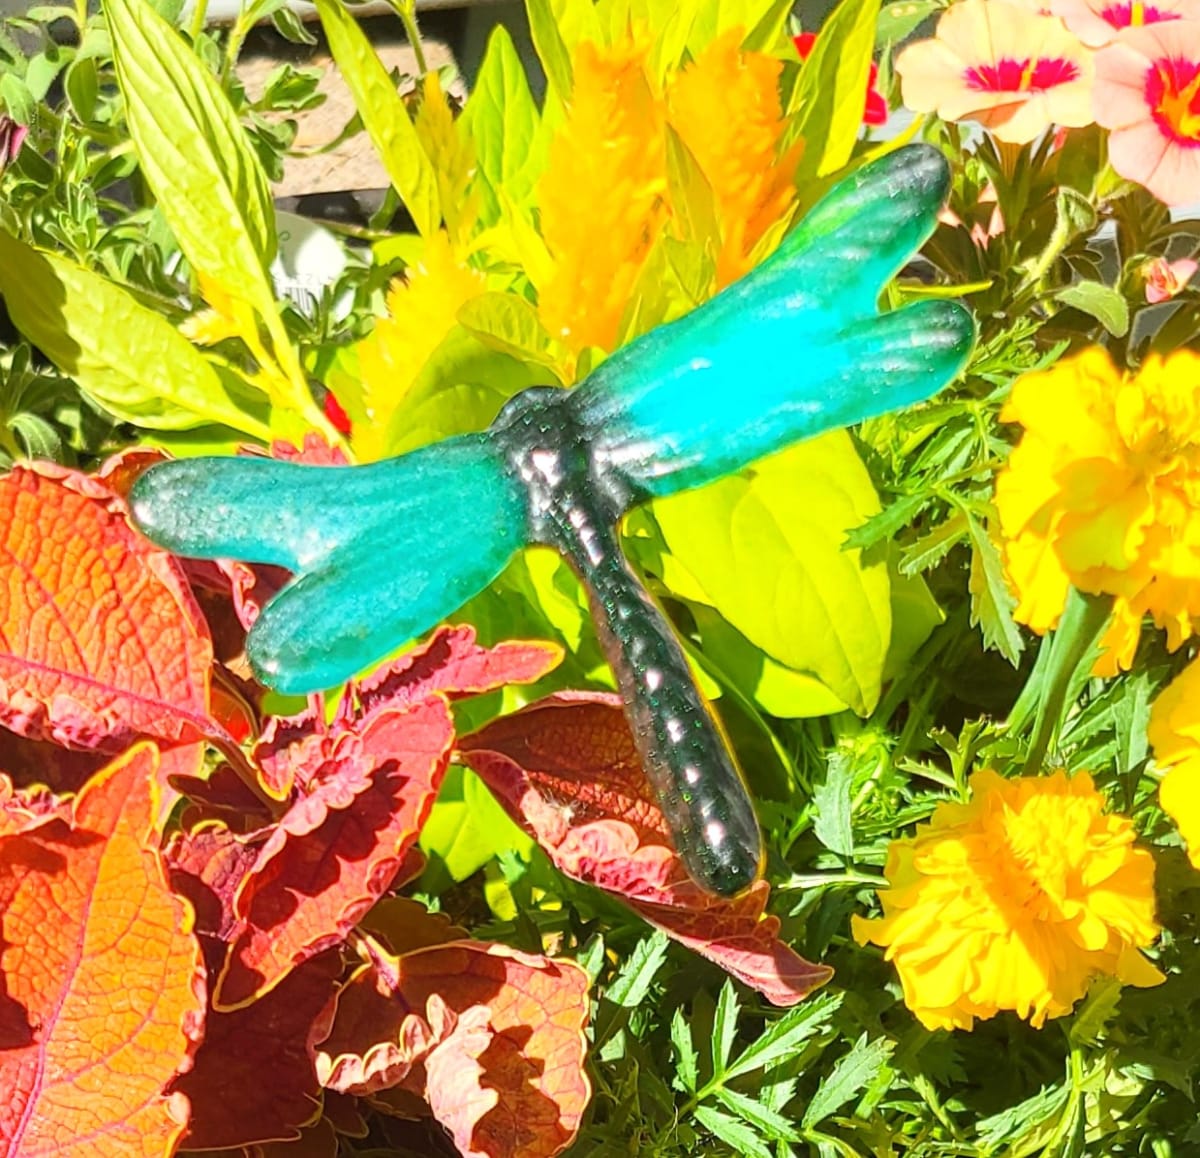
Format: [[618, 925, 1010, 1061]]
[[1020, 588, 1113, 776], [394, 0, 428, 74], [188, 0, 211, 43]]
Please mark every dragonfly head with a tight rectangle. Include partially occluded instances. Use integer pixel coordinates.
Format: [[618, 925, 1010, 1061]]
[[491, 384, 634, 546]]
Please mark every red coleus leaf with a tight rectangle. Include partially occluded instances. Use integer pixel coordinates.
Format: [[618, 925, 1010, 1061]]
[[459, 692, 833, 1007], [0, 462, 217, 751], [313, 923, 590, 1158], [218, 696, 454, 1008], [340, 624, 563, 724], [166, 824, 344, 1151], [209, 626, 562, 1009]]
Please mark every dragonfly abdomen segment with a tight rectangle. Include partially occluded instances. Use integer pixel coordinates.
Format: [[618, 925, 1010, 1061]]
[[492, 386, 764, 896]]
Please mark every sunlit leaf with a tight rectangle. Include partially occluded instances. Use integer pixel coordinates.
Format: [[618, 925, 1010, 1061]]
[[0, 744, 206, 1156]]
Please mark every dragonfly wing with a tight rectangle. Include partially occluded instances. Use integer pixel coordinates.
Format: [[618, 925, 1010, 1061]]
[[570, 144, 975, 501], [129, 437, 528, 694]]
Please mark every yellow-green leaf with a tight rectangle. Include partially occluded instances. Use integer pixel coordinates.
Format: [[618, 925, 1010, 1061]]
[[457, 292, 564, 376], [652, 432, 892, 715], [0, 232, 272, 437], [104, 0, 276, 313], [315, 0, 440, 237], [461, 26, 544, 227], [785, 0, 880, 182]]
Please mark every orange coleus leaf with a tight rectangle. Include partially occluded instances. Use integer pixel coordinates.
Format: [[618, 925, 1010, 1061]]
[[0, 462, 215, 750], [314, 925, 590, 1158], [459, 692, 834, 1006], [166, 824, 344, 1151], [0, 743, 206, 1157]]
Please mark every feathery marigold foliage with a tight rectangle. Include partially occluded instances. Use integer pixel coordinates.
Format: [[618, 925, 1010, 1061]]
[[853, 769, 1163, 1031]]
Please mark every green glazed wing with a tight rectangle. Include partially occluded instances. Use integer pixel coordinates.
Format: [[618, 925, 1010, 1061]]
[[128, 437, 527, 693], [569, 144, 975, 500]]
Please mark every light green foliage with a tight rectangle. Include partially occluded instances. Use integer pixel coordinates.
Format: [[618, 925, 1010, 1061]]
[[0, 232, 271, 436], [313, 0, 440, 238], [653, 433, 893, 716]]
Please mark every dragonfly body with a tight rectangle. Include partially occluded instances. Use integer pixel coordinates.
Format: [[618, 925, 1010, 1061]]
[[130, 145, 976, 898], [493, 385, 763, 895]]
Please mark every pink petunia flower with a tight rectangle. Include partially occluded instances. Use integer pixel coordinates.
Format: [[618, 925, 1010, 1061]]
[[794, 32, 889, 125], [1143, 255, 1198, 300], [896, 0, 1095, 143], [1051, 0, 1200, 47], [1094, 21, 1200, 205]]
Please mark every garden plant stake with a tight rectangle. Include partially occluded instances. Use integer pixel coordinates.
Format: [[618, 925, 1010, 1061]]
[[130, 144, 976, 898]]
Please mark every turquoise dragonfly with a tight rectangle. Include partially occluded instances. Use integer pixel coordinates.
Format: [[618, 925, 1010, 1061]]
[[130, 144, 975, 898]]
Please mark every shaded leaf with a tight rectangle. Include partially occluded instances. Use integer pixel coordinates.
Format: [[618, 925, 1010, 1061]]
[[217, 696, 455, 1008], [1053, 281, 1129, 337], [316, 936, 591, 1158], [0, 744, 206, 1156], [0, 462, 216, 749], [460, 692, 833, 1006]]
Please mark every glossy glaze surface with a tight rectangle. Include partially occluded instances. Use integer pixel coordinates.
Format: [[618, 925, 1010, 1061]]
[[130, 144, 976, 896]]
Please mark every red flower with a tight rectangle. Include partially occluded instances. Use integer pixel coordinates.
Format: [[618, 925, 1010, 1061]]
[[793, 32, 889, 125], [323, 390, 352, 436]]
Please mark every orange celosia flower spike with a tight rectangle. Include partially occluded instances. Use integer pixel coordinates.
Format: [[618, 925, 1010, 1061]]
[[535, 37, 669, 354], [667, 27, 802, 287]]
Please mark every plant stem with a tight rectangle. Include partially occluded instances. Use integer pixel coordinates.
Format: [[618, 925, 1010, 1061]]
[[1021, 588, 1113, 775]]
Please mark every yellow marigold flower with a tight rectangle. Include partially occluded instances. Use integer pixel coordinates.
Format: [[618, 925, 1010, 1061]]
[[995, 347, 1200, 674], [1148, 657, 1200, 868], [535, 36, 668, 354], [853, 769, 1163, 1031], [356, 230, 486, 460], [667, 28, 801, 287]]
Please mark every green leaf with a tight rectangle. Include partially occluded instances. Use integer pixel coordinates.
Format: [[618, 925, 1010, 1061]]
[[670, 1008, 699, 1093], [64, 55, 99, 122], [713, 1088, 801, 1142], [692, 604, 850, 718], [105, 0, 277, 309], [785, 0, 880, 181], [711, 980, 741, 1073], [965, 509, 1024, 665], [457, 292, 563, 374], [418, 764, 534, 881], [384, 327, 543, 454], [1053, 281, 1130, 337], [812, 750, 854, 858], [665, 125, 720, 250], [693, 1106, 772, 1158], [525, 0, 574, 99], [897, 510, 967, 575], [653, 433, 892, 716], [883, 552, 944, 678], [801, 1032, 895, 1129], [843, 491, 931, 552], [876, 0, 941, 45], [0, 73, 35, 124], [976, 1083, 1070, 1146], [0, 232, 271, 436], [606, 931, 670, 1009], [725, 992, 842, 1080], [461, 26, 543, 227], [314, 0, 440, 237], [688, 0, 787, 51]]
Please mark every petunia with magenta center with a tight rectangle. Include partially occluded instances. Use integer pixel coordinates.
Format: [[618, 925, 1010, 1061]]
[[965, 56, 1082, 93], [1099, 0, 1180, 28], [1145, 57, 1200, 144]]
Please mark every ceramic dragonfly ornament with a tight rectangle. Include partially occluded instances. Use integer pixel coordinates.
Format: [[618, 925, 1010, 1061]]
[[131, 144, 975, 899]]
